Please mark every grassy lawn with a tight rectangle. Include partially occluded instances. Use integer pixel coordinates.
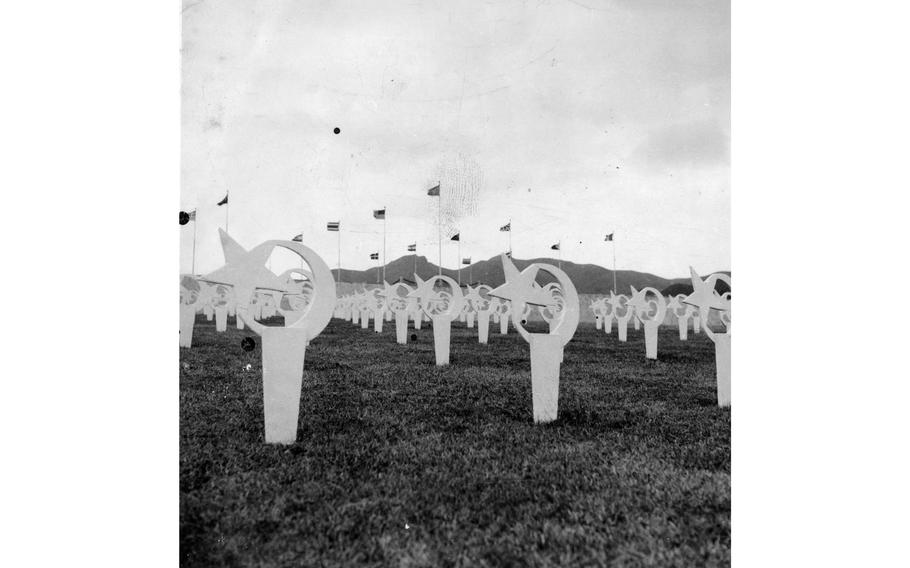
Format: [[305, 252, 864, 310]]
[[180, 315, 730, 567]]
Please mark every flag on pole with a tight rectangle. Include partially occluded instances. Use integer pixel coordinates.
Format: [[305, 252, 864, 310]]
[[217, 194, 228, 206], [427, 184, 440, 196], [373, 209, 386, 219], [292, 233, 303, 242], [451, 233, 460, 241], [499, 222, 510, 231], [604, 232, 614, 241], [505, 251, 512, 258], [327, 221, 340, 231], [462, 257, 471, 265], [370, 252, 379, 260], [407, 243, 417, 252], [551, 243, 560, 250]]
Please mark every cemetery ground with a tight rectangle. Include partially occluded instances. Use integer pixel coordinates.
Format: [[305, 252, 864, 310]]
[[180, 316, 730, 567]]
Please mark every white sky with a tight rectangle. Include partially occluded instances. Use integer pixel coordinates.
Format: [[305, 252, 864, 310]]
[[180, 0, 730, 278]]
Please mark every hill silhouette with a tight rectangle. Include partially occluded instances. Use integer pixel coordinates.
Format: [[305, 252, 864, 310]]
[[336, 254, 728, 295]]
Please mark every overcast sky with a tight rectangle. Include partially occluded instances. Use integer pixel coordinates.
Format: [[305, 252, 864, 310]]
[[180, 0, 729, 278]]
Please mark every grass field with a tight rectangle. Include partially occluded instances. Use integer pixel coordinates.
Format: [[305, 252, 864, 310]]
[[180, 315, 730, 567]]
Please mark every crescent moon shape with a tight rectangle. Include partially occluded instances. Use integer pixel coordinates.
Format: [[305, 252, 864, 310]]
[[238, 241, 336, 340], [366, 288, 384, 310], [705, 273, 732, 309], [705, 273, 732, 333], [636, 286, 667, 323], [671, 294, 688, 317], [420, 275, 465, 319], [385, 282, 413, 312], [470, 284, 494, 311], [538, 287, 566, 323], [613, 295, 632, 320], [511, 263, 579, 346]]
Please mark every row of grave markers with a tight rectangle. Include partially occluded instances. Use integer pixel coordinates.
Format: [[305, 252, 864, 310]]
[[179, 230, 731, 444]]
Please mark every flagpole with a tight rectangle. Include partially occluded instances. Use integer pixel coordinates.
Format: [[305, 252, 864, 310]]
[[413, 247, 417, 278], [337, 228, 341, 282], [458, 238, 461, 285], [382, 206, 387, 284], [558, 241, 562, 271], [225, 189, 229, 233], [437, 181, 442, 276], [612, 241, 617, 294], [191, 214, 197, 275], [508, 217, 512, 256]]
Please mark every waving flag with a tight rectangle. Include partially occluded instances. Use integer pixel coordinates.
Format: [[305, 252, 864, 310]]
[[369, 252, 379, 260], [604, 232, 614, 242], [427, 184, 440, 196], [327, 221, 340, 231], [407, 243, 417, 252], [217, 194, 228, 206], [499, 222, 510, 232], [291, 234, 303, 242], [462, 257, 471, 265], [551, 243, 560, 250], [373, 209, 386, 219], [451, 233, 460, 241]]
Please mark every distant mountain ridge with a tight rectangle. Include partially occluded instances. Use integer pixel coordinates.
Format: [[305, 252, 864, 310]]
[[336, 254, 730, 295]]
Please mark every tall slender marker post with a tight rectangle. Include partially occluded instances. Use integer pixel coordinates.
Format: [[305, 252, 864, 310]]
[[437, 183, 442, 276], [457, 238, 462, 285], [488, 254, 579, 423], [408, 275, 464, 366], [201, 238, 334, 444], [612, 240, 617, 294], [683, 269, 732, 407], [191, 214, 197, 275], [382, 206, 387, 284]]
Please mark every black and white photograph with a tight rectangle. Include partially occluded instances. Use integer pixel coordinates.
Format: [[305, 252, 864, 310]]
[[178, 0, 730, 565], [10, 1, 910, 568]]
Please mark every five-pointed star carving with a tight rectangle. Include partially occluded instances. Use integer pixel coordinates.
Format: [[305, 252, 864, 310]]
[[219, 228, 248, 265], [626, 286, 645, 311], [667, 294, 683, 312], [683, 267, 730, 314], [378, 281, 410, 310], [200, 230, 294, 303], [376, 281, 392, 297], [407, 275, 443, 306], [627, 286, 656, 315], [607, 291, 619, 307], [487, 254, 558, 308], [609, 290, 633, 317]]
